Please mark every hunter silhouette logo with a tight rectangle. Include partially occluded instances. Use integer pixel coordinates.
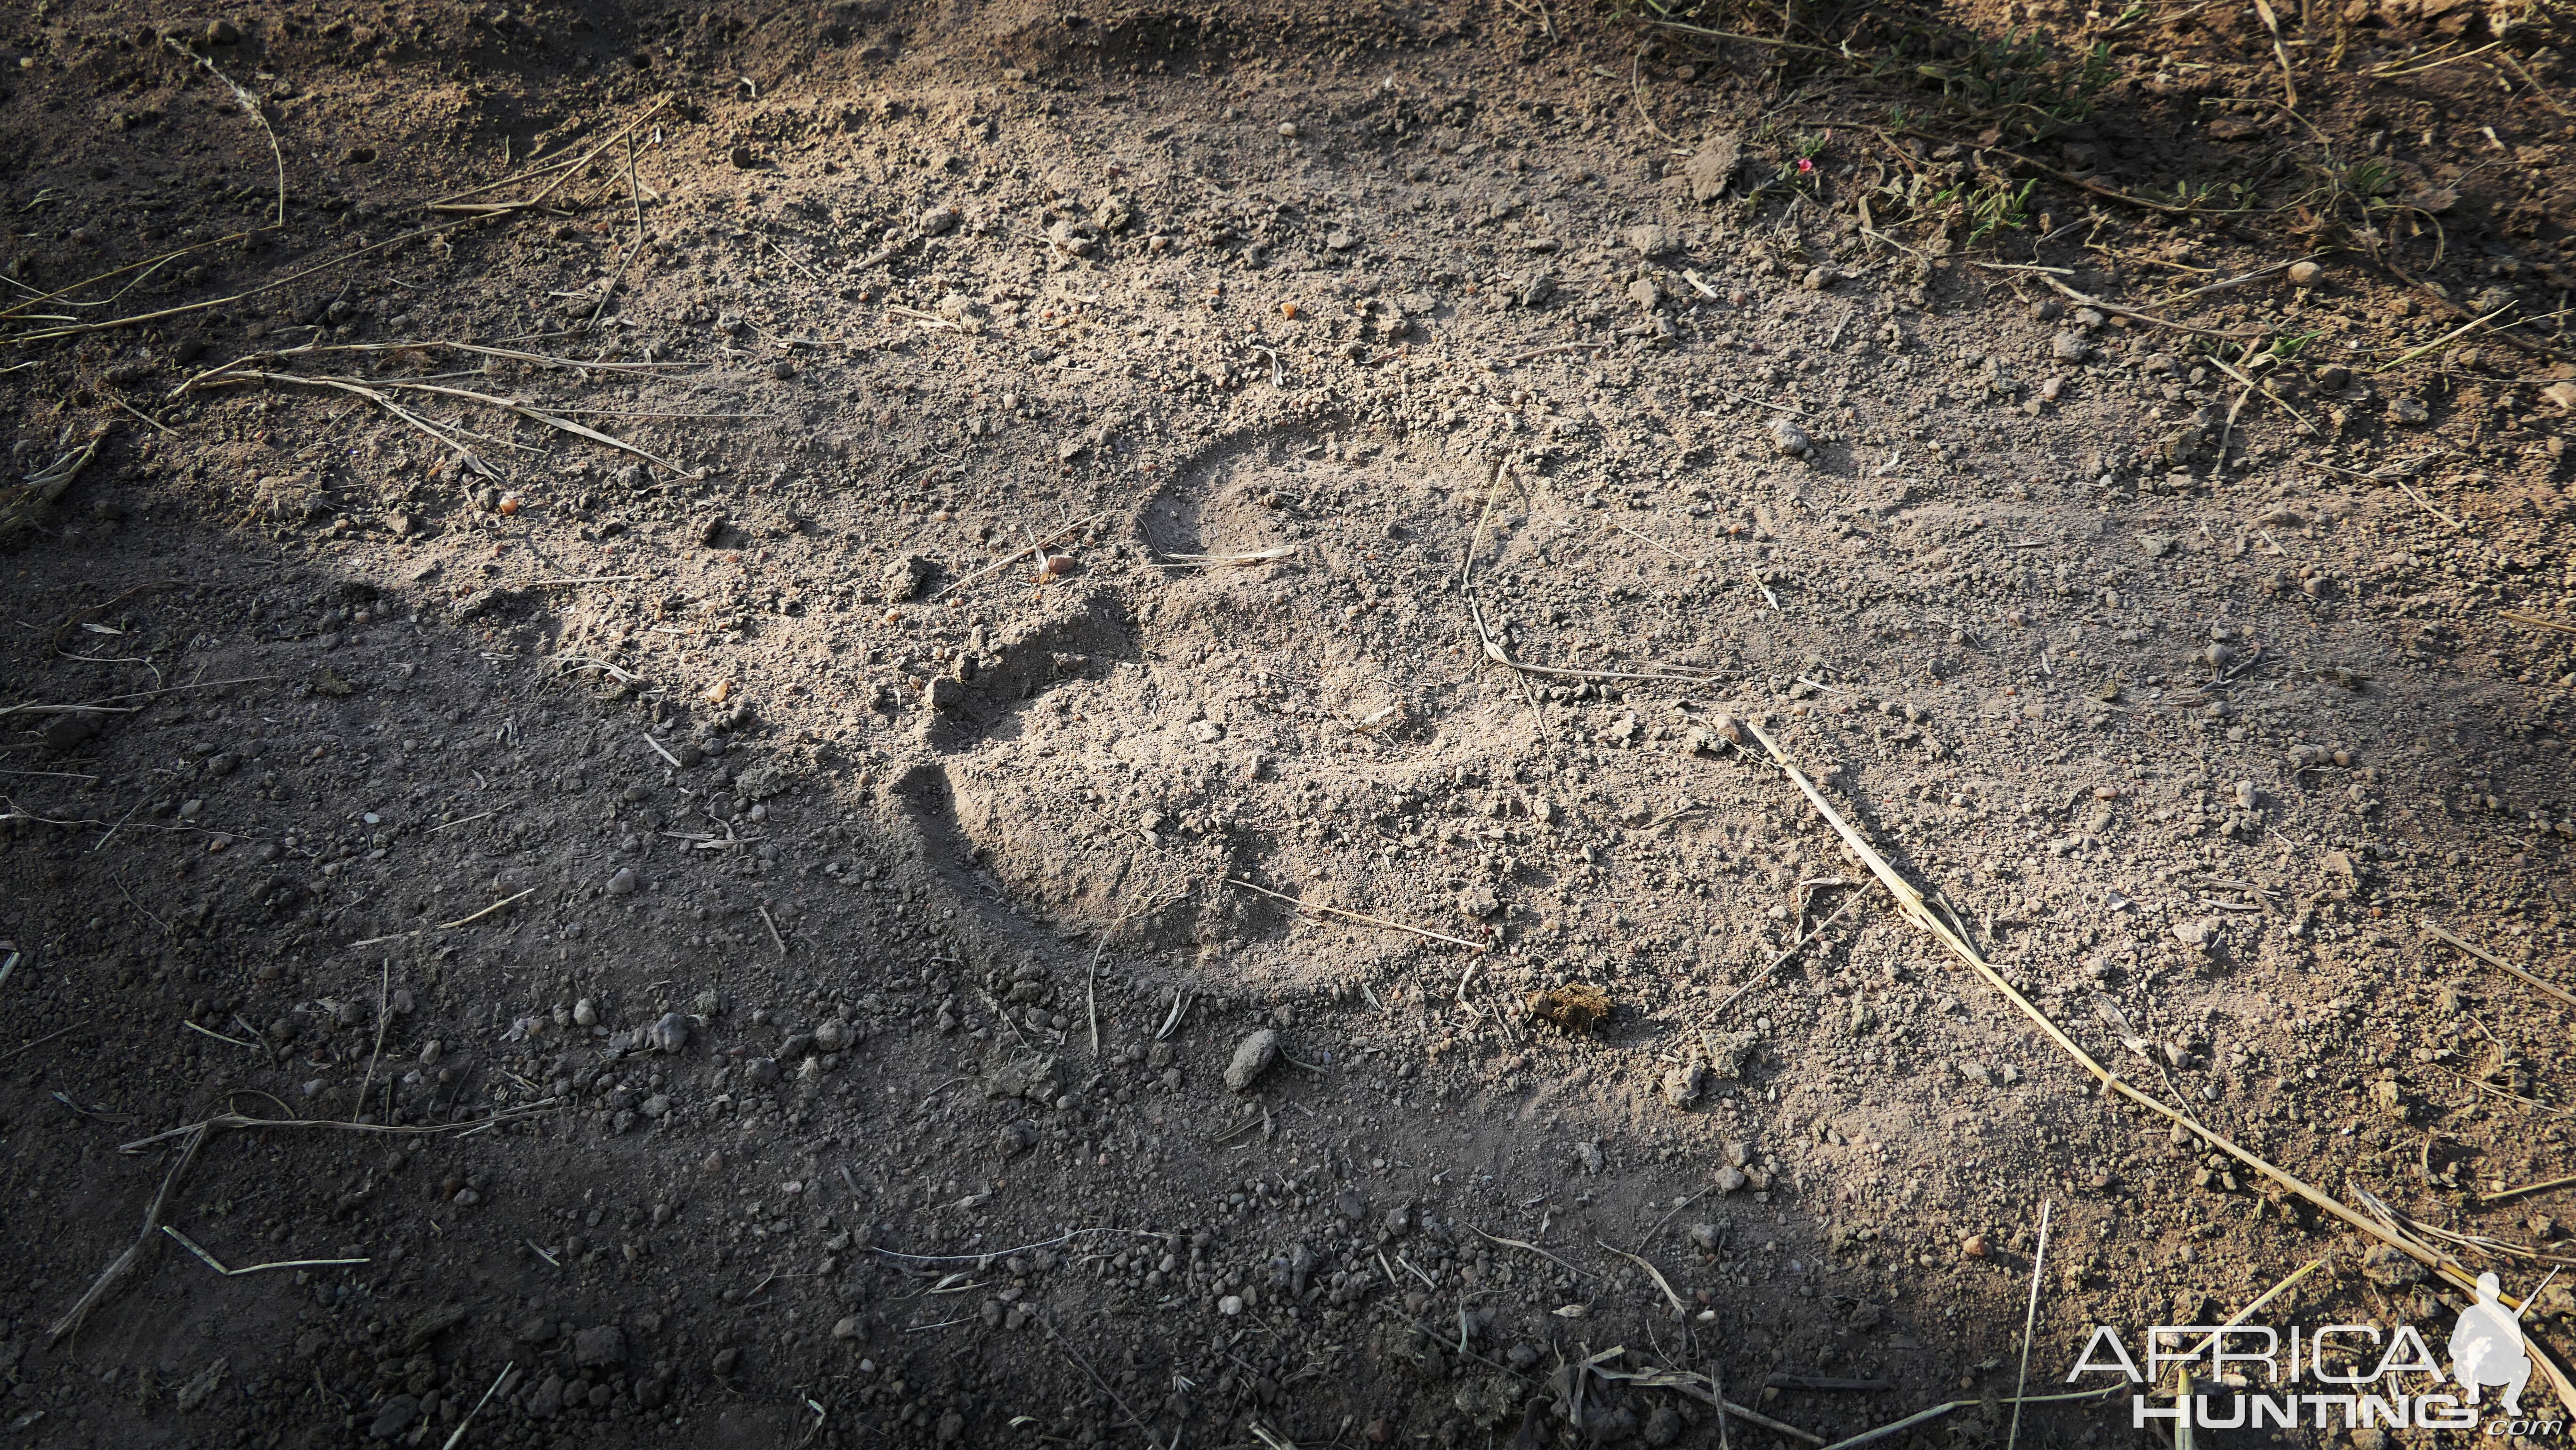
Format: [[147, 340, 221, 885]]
[[2451, 1272, 2535, 1417]]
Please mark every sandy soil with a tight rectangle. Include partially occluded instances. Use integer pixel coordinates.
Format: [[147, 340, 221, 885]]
[[2, 0, 2573, 1446]]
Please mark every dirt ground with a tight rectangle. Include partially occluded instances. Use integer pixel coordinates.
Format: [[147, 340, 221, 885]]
[[1, 0, 2573, 1445]]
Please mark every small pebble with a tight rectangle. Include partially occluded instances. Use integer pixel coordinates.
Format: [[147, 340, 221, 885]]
[[2286, 259, 2324, 287], [649, 1013, 690, 1055], [1224, 1029, 1279, 1093], [606, 867, 638, 895], [573, 998, 597, 1028], [1768, 418, 1812, 458], [1961, 1234, 1988, 1259]]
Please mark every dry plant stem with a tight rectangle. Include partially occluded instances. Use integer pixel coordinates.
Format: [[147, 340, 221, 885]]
[[48, 1122, 208, 1342], [2004, 1200, 2052, 1450], [2487, 1175, 2576, 1207], [2499, 611, 2576, 638], [1589, 1366, 1819, 1446], [928, 512, 1109, 600], [1596, 1240, 1687, 1315], [354, 958, 391, 1125], [6, 217, 480, 345], [1467, 1225, 1595, 1281], [2377, 253, 2562, 363], [441, 1363, 514, 1450], [193, 370, 496, 477], [1740, 718, 2576, 1418], [118, 1103, 557, 1153], [165, 40, 285, 227], [1035, 1313, 1154, 1438], [161, 1225, 366, 1277], [2249, 0, 2298, 108], [1817, 1388, 2117, 1450], [426, 97, 671, 216], [2037, 276, 2265, 340], [362, 379, 684, 474], [0, 675, 282, 724], [2157, 1257, 2328, 1394], [2376, 304, 2516, 372], [2424, 920, 2576, 1010], [1223, 876, 1489, 953], [1468, 596, 1721, 686], [1706, 890, 1860, 1022], [0, 233, 269, 323], [182, 340, 692, 388]]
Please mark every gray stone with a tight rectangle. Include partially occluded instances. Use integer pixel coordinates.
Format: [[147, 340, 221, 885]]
[[571, 1326, 626, 1368], [1623, 224, 1680, 257], [2051, 330, 2090, 362], [1769, 418, 1812, 458], [366, 1394, 419, 1440], [605, 867, 637, 895], [1660, 1063, 1704, 1108], [1683, 135, 1743, 202], [1224, 1029, 1280, 1093], [884, 553, 931, 602], [525, 1374, 566, 1419], [649, 1013, 689, 1054]]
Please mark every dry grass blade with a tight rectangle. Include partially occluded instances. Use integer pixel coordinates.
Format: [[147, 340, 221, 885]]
[[1739, 718, 2576, 1418], [439, 1362, 514, 1450], [161, 1225, 367, 1276], [48, 1122, 208, 1342], [2498, 610, 2576, 638], [1588, 1365, 1821, 1446], [2037, 276, 2267, 340], [2004, 1200, 2052, 1450], [2424, 920, 2576, 1010], [1151, 546, 1300, 567], [1224, 876, 1489, 953], [185, 370, 496, 477], [1595, 1239, 1687, 1315], [164, 39, 285, 227], [927, 511, 1110, 600], [117, 1102, 558, 1153], [1468, 595, 1721, 687], [2487, 1175, 2576, 1207], [425, 97, 670, 216], [1817, 1388, 2118, 1450], [365, 380, 685, 474]]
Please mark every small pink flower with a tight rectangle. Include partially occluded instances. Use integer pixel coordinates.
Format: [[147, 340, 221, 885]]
[[1796, 156, 1815, 174]]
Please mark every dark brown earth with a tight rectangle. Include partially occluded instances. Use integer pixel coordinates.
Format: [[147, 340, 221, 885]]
[[1, 0, 2573, 1447]]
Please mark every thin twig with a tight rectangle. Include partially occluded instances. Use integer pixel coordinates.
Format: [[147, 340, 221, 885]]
[[164, 40, 285, 227], [440, 1362, 515, 1450], [1224, 876, 1489, 953], [2004, 1200, 2052, 1450], [2424, 920, 2576, 1010], [1705, 890, 1860, 1022], [48, 1122, 208, 1342], [117, 1102, 559, 1153], [161, 1226, 367, 1276], [353, 958, 391, 1124]]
